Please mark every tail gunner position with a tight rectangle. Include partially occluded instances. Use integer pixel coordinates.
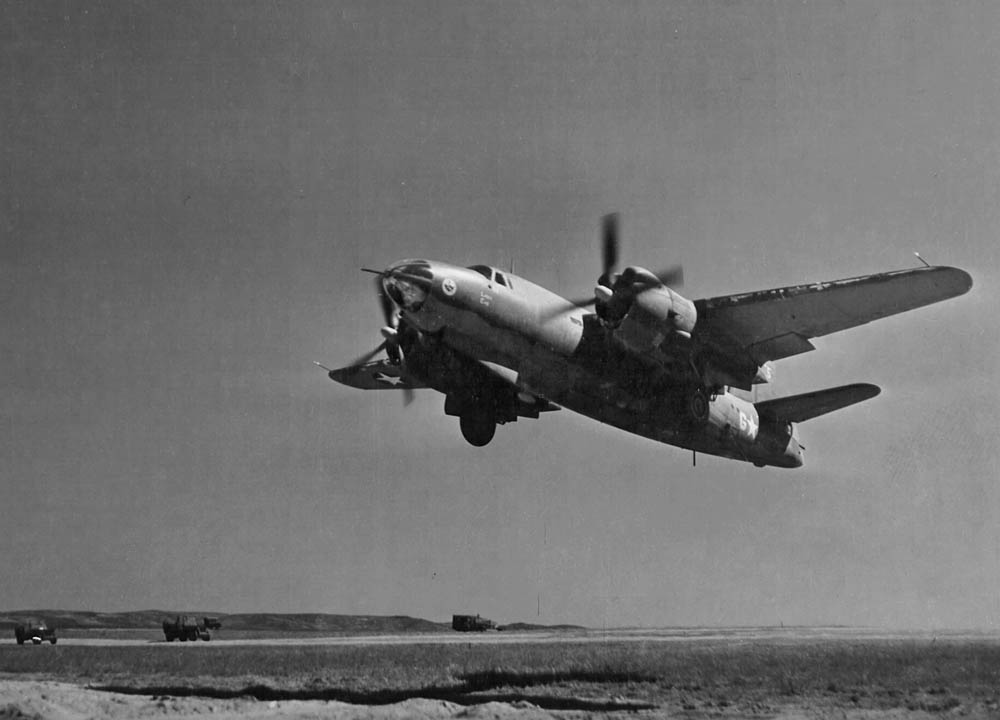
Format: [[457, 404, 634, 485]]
[[322, 214, 972, 468]]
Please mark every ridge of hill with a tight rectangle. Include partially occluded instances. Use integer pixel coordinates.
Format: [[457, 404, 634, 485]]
[[0, 610, 451, 633]]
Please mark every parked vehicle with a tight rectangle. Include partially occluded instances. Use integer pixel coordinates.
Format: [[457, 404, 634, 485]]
[[452, 614, 496, 632], [202, 616, 222, 630], [162, 615, 211, 642], [14, 619, 56, 645]]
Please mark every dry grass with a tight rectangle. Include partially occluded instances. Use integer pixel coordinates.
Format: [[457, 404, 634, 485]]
[[2, 638, 999, 714]]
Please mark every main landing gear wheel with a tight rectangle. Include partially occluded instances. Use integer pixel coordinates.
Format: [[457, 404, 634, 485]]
[[460, 413, 496, 447], [688, 388, 710, 425]]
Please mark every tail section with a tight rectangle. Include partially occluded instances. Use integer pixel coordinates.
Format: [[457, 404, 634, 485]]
[[755, 383, 880, 423]]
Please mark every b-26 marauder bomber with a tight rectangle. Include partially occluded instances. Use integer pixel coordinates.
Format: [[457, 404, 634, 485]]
[[322, 214, 971, 468]]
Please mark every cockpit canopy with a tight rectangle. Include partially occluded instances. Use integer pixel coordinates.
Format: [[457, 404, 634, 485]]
[[467, 265, 512, 288]]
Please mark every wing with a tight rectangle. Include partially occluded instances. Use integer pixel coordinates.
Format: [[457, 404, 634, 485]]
[[322, 357, 559, 418], [323, 359, 427, 390], [694, 266, 972, 366], [473, 360, 561, 418], [755, 383, 881, 423]]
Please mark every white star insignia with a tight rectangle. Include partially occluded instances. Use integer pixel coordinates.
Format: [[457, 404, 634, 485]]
[[374, 372, 404, 386]]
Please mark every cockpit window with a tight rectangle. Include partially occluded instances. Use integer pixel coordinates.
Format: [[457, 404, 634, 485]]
[[467, 265, 512, 288], [468, 265, 492, 279]]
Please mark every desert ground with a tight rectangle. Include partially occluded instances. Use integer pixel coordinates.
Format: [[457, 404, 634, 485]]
[[2, 627, 999, 719]]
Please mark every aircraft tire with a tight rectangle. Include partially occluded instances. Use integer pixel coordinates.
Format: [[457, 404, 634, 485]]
[[50, 638, 57, 645], [32, 638, 41, 645], [688, 388, 709, 425], [460, 413, 496, 447]]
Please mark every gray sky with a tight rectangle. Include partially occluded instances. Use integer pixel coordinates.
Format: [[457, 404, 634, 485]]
[[3, 1, 998, 629]]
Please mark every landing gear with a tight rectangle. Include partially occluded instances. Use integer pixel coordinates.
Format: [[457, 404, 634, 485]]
[[460, 413, 496, 447]]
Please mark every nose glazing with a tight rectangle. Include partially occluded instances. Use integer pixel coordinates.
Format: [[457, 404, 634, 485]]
[[382, 262, 433, 312]]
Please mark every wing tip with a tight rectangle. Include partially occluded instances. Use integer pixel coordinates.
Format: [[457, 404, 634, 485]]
[[931, 265, 973, 296], [852, 382, 881, 401]]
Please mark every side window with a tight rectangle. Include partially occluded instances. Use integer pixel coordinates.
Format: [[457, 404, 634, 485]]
[[494, 271, 508, 288]]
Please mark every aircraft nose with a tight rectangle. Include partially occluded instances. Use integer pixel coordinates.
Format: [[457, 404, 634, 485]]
[[382, 260, 433, 312]]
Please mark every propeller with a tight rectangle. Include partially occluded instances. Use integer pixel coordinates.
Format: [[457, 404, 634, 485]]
[[349, 268, 415, 405], [545, 213, 684, 316], [374, 275, 403, 365], [347, 339, 390, 368], [652, 265, 684, 287], [553, 213, 623, 309], [601, 213, 683, 287], [348, 272, 403, 367], [598, 212, 620, 288]]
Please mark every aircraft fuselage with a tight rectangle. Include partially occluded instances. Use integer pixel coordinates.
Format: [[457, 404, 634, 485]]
[[383, 259, 803, 468]]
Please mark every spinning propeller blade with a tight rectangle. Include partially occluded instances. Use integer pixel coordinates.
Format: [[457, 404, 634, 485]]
[[655, 265, 684, 287], [600, 212, 619, 287], [348, 340, 388, 368], [543, 213, 683, 317], [376, 275, 396, 329], [344, 267, 413, 405]]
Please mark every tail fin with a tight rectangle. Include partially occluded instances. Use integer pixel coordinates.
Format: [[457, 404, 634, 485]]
[[755, 383, 880, 423]]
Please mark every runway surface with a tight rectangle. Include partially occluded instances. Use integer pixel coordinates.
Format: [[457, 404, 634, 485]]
[[53, 626, 1000, 647]]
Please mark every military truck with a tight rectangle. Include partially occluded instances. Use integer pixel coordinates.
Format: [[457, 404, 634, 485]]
[[452, 614, 496, 632], [14, 619, 56, 645], [162, 615, 212, 642]]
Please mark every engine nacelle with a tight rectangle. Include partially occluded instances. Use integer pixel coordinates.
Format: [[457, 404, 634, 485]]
[[612, 285, 697, 355]]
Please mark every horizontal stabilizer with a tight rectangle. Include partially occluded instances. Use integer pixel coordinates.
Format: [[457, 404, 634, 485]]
[[755, 383, 880, 423], [323, 359, 426, 390]]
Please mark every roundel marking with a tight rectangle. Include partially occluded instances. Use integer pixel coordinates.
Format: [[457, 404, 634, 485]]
[[441, 278, 457, 296]]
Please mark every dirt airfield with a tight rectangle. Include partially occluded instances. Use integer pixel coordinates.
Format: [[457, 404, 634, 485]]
[[1, 679, 559, 720], [3, 627, 999, 719], [23, 625, 997, 646]]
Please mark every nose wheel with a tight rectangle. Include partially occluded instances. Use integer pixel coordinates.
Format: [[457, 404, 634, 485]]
[[460, 413, 496, 447]]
